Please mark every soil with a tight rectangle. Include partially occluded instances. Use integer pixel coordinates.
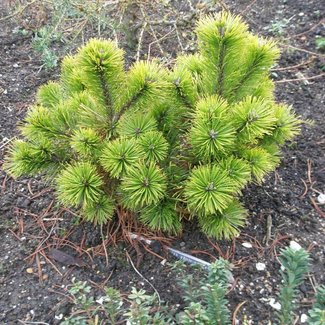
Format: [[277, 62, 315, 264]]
[[0, 0, 324, 324]]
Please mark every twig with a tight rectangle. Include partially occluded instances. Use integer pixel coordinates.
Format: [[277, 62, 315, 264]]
[[8, 228, 22, 241], [0, 137, 14, 149], [216, 0, 229, 11], [136, 22, 147, 61], [310, 197, 325, 218], [271, 58, 314, 71], [36, 252, 43, 283], [275, 73, 325, 84], [186, 0, 195, 12], [285, 19, 325, 40], [25, 217, 57, 261], [147, 28, 175, 61], [190, 249, 216, 260], [300, 178, 309, 199], [174, 22, 184, 53], [18, 321, 50, 325], [265, 215, 272, 246], [232, 301, 247, 325], [307, 159, 313, 183], [280, 43, 325, 57], [240, 0, 258, 15], [142, 244, 164, 261], [100, 224, 109, 267], [310, 184, 324, 195], [30, 188, 52, 200], [308, 273, 318, 293], [126, 250, 161, 305], [39, 250, 63, 276], [1, 174, 7, 193]]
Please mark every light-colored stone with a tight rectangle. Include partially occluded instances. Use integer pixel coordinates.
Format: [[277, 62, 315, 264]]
[[290, 240, 302, 251], [269, 298, 281, 311], [317, 193, 325, 204], [301, 314, 308, 323], [242, 242, 252, 248], [256, 262, 266, 271]]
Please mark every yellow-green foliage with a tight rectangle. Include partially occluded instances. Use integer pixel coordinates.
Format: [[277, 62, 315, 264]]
[[5, 12, 300, 239]]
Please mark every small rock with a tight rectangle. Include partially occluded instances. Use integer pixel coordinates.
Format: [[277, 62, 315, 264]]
[[290, 241, 302, 251], [301, 314, 308, 323], [242, 242, 252, 248], [42, 274, 48, 280], [26, 268, 33, 274], [13, 63, 19, 68], [317, 193, 325, 204], [269, 298, 281, 311], [160, 259, 167, 266], [256, 262, 266, 271], [180, 242, 186, 247], [96, 296, 106, 305], [54, 314, 63, 320]]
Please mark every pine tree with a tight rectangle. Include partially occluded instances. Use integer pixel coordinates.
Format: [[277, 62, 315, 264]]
[[4, 12, 300, 239]]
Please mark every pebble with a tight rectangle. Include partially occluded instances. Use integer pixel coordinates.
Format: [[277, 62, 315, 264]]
[[256, 262, 266, 271], [242, 242, 252, 248], [54, 314, 63, 320], [317, 193, 325, 204], [301, 314, 308, 323], [269, 298, 281, 310], [290, 240, 302, 251], [96, 296, 105, 304], [26, 268, 33, 274]]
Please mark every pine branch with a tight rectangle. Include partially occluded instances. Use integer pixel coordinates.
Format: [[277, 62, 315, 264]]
[[97, 63, 114, 120], [113, 82, 149, 123], [215, 37, 226, 96], [172, 78, 195, 110]]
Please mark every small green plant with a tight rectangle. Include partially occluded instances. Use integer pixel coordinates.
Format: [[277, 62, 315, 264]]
[[266, 18, 290, 36], [277, 246, 311, 325], [315, 37, 325, 52], [61, 258, 232, 324], [32, 26, 61, 69], [5, 12, 300, 239], [308, 286, 325, 325], [61, 246, 324, 324]]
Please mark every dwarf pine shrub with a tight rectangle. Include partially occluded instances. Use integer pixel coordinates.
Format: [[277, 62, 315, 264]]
[[5, 12, 300, 239]]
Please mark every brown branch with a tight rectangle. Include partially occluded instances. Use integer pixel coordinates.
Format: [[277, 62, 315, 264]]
[[275, 73, 325, 84], [271, 58, 314, 72], [285, 19, 325, 40], [232, 301, 247, 325], [310, 197, 325, 218], [240, 0, 258, 15], [280, 43, 325, 57]]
